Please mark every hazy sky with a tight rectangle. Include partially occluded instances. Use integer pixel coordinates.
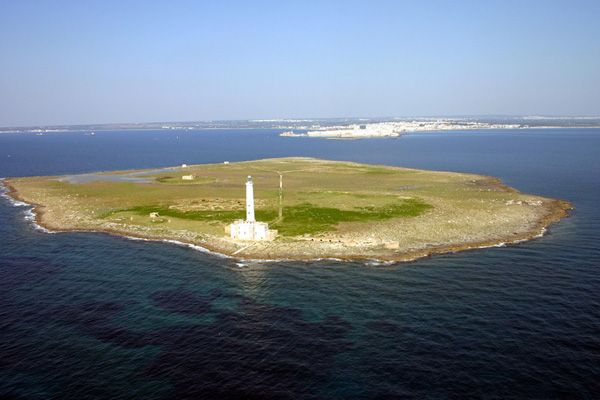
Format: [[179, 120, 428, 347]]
[[1, 0, 599, 127]]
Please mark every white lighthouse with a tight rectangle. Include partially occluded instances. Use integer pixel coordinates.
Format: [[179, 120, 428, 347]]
[[245, 176, 255, 222], [228, 175, 277, 241]]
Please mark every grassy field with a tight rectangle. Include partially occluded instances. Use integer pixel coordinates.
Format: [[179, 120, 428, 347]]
[[20, 157, 443, 238], [112, 198, 432, 236], [5, 157, 528, 238], [6, 157, 567, 261]]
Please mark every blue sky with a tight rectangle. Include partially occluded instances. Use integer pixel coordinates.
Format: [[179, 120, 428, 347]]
[[1, 0, 599, 126]]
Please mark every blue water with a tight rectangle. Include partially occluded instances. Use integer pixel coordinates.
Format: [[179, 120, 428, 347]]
[[1, 129, 599, 399]]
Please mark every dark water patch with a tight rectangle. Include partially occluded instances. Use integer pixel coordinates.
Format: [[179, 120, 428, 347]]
[[51, 301, 128, 326], [2, 284, 355, 399], [150, 290, 212, 315], [38, 293, 356, 399], [140, 308, 353, 399], [208, 287, 224, 299], [364, 320, 403, 336], [0, 257, 63, 288]]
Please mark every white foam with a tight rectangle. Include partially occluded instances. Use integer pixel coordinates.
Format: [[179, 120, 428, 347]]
[[469, 227, 549, 251], [23, 207, 55, 233], [0, 179, 55, 233], [0, 180, 28, 207], [123, 235, 150, 242], [534, 227, 547, 238], [123, 236, 229, 259], [1, 180, 21, 202], [312, 257, 345, 262], [161, 239, 230, 258], [121, 236, 230, 259], [364, 259, 396, 267], [236, 257, 290, 263]]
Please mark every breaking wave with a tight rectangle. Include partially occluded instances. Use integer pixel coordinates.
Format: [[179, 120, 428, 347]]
[[0, 179, 54, 234]]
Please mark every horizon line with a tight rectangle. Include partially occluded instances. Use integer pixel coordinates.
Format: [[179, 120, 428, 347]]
[[3, 114, 600, 130]]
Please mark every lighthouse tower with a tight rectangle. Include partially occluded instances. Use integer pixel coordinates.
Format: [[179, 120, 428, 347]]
[[246, 176, 255, 222], [228, 175, 277, 241]]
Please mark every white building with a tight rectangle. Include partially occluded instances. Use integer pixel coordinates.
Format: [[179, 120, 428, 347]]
[[228, 176, 277, 241]]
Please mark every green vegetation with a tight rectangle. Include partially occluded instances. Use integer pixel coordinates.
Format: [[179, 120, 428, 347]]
[[363, 167, 400, 175], [273, 199, 432, 236], [112, 198, 430, 236], [120, 205, 278, 224]]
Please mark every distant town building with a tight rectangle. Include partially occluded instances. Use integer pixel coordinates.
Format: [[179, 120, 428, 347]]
[[228, 176, 277, 241]]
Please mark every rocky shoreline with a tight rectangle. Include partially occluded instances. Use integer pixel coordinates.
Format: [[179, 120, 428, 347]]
[[2, 179, 572, 264]]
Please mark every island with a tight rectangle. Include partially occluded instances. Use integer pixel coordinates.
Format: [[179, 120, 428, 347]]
[[3, 158, 571, 262]]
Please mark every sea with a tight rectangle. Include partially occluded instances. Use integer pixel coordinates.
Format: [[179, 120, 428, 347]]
[[0, 128, 599, 399]]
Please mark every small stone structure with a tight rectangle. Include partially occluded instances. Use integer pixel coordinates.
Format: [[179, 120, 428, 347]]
[[228, 176, 277, 241]]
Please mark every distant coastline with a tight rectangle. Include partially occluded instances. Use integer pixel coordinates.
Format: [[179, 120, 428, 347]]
[[281, 120, 522, 139], [2, 116, 600, 134]]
